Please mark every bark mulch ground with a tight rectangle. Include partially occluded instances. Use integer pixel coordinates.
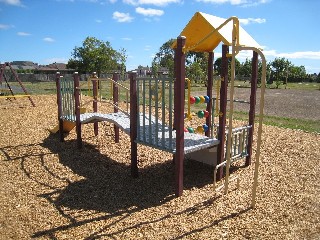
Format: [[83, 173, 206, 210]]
[[0, 95, 319, 239]]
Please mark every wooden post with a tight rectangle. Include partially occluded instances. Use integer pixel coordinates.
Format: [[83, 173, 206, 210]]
[[206, 51, 214, 137], [174, 36, 186, 197], [113, 73, 120, 143], [74, 72, 82, 149], [55, 72, 64, 142], [130, 72, 138, 178], [246, 51, 258, 166], [216, 45, 229, 180], [92, 79, 98, 136]]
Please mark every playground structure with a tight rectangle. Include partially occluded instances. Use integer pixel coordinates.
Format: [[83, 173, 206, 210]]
[[0, 62, 35, 107], [170, 12, 266, 206], [53, 12, 266, 207]]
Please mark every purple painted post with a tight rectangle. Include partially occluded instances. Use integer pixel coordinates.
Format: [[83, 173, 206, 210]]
[[246, 51, 258, 166], [130, 72, 138, 178], [74, 72, 82, 149], [206, 52, 214, 137], [174, 36, 186, 197], [92, 79, 98, 136], [216, 45, 229, 180], [113, 73, 120, 143], [55, 72, 64, 142]]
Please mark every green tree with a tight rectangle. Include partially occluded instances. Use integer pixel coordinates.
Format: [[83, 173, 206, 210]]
[[270, 57, 291, 88], [214, 56, 240, 79], [185, 52, 208, 84], [288, 65, 307, 82], [67, 36, 126, 76], [152, 39, 175, 77], [238, 58, 252, 79], [152, 39, 210, 81]]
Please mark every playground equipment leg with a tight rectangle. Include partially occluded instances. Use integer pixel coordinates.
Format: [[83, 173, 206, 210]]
[[92, 79, 99, 136], [130, 72, 138, 178], [74, 73, 83, 149], [216, 45, 229, 181], [113, 73, 120, 143], [205, 51, 214, 138], [174, 36, 186, 197], [246, 51, 258, 166]]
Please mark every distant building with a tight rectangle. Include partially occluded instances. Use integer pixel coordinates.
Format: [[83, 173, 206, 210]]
[[137, 65, 151, 77], [131, 65, 169, 77], [7, 61, 74, 74]]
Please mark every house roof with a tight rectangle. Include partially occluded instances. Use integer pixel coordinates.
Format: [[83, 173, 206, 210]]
[[172, 12, 262, 52]]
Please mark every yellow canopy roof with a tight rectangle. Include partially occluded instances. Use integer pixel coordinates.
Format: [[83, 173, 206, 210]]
[[172, 12, 262, 52]]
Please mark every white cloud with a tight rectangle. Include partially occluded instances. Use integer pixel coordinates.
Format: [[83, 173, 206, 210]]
[[121, 37, 132, 40], [43, 37, 55, 42], [17, 31, 31, 36], [235, 49, 320, 62], [144, 45, 151, 51], [0, 0, 23, 6], [112, 11, 134, 22], [264, 50, 320, 60], [95, 19, 102, 23], [136, 7, 164, 16], [239, 17, 266, 25], [123, 0, 181, 6], [0, 24, 13, 29], [195, 0, 269, 6]]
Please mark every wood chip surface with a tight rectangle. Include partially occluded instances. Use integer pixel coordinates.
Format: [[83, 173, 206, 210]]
[[0, 95, 319, 239]]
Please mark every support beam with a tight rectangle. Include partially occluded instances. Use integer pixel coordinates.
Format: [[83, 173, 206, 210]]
[[246, 51, 258, 166], [92, 78, 99, 136], [130, 72, 138, 178], [74, 72, 82, 149], [174, 36, 186, 197], [206, 51, 214, 137], [216, 44, 229, 181], [113, 73, 120, 143], [56, 72, 64, 142]]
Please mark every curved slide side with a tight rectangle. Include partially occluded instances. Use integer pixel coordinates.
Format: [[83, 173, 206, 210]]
[[49, 120, 76, 134], [49, 107, 86, 134]]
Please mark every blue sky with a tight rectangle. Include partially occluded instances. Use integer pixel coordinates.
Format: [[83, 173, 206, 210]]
[[0, 0, 319, 73]]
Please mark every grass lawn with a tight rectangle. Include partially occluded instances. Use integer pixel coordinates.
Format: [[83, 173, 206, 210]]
[[7, 79, 320, 133]]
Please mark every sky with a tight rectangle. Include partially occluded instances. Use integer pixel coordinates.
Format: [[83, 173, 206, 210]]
[[0, 0, 319, 73]]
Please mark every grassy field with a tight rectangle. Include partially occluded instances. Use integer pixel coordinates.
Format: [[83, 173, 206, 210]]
[[7, 80, 320, 133]]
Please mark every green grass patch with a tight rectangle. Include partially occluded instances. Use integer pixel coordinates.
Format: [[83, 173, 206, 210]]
[[232, 111, 320, 133], [13, 80, 319, 133]]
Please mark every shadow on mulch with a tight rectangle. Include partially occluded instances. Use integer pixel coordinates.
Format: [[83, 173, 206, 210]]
[[37, 133, 215, 210], [1, 133, 248, 238], [27, 134, 228, 238]]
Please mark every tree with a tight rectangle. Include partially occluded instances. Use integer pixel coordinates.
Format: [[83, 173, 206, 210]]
[[152, 39, 175, 77], [152, 39, 210, 81], [185, 52, 208, 84], [67, 37, 126, 76], [213, 56, 240, 79], [270, 57, 291, 88], [288, 65, 307, 82]]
